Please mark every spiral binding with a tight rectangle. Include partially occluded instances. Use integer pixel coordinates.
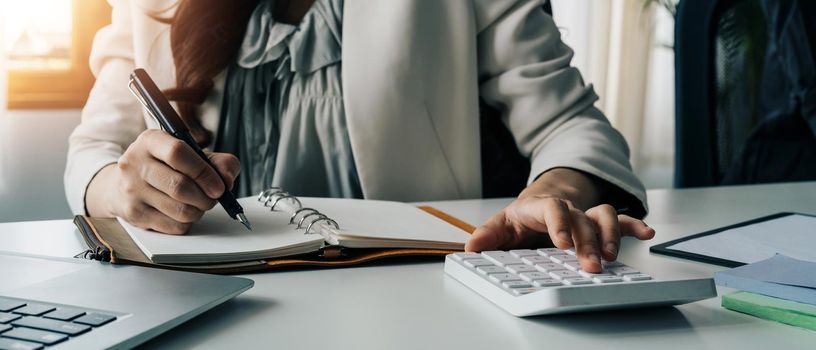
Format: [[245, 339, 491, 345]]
[[257, 187, 339, 235], [74, 246, 111, 262]]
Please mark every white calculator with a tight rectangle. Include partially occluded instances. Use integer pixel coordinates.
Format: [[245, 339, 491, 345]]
[[444, 248, 716, 316]]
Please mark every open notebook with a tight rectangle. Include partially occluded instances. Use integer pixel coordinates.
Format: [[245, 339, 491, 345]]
[[117, 190, 472, 264]]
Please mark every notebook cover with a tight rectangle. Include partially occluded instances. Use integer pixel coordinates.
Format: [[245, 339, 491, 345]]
[[722, 292, 816, 331], [73, 206, 475, 274]]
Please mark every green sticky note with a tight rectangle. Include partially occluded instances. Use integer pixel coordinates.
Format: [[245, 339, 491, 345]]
[[722, 292, 816, 331]]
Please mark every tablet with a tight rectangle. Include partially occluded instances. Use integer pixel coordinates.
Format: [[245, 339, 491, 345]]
[[650, 212, 816, 268]]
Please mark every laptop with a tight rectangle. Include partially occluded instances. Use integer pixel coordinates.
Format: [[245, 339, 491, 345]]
[[0, 251, 253, 349]]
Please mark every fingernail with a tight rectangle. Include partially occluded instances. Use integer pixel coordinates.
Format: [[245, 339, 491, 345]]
[[605, 243, 618, 257], [588, 253, 601, 264], [557, 231, 571, 244]]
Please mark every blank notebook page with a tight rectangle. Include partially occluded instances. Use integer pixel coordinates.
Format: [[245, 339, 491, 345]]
[[299, 197, 471, 243], [119, 197, 324, 263]]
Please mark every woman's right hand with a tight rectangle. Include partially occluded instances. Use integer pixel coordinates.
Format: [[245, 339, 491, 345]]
[[86, 129, 240, 234]]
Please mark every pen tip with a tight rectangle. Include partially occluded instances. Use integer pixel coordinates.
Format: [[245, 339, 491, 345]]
[[237, 213, 252, 231]]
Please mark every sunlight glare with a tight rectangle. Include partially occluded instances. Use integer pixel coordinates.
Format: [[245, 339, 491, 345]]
[[1, 0, 72, 69]]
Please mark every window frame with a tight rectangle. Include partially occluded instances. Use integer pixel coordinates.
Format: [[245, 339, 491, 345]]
[[5, 0, 111, 109]]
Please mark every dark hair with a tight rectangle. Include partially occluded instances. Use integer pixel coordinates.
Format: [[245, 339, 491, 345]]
[[152, 0, 259, 146]]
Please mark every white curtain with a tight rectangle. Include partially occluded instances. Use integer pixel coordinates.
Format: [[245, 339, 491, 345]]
[[551, 0, 675, 188]]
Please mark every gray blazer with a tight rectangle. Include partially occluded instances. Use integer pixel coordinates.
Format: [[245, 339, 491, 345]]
[[65, 0, 647, 214]]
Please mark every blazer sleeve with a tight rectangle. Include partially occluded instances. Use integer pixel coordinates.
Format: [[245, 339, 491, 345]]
[[474, 0, 648, 214], [64, 0, 146, 215]]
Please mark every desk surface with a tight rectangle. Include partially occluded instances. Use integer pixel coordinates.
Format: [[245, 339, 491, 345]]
[[2, 182, 815, 349]]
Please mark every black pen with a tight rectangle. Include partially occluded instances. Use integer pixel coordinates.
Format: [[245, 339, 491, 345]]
[[128, 68, 252, 231]]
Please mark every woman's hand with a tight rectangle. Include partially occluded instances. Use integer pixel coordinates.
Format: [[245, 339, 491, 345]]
[[465, 168, 654, 273], [86, 129, 240, 234]]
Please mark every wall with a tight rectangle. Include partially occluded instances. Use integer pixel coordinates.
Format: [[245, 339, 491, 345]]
[[0, 14, 82, 222], [0, 109, 81, 222]]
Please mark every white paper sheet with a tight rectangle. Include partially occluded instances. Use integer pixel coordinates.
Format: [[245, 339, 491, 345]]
[[667, 214, 816, 264], [298, 197, 471, 244], [119, 197, 325, 264]]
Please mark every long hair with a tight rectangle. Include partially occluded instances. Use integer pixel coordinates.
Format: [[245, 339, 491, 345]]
[[152, 0, 259, 146]]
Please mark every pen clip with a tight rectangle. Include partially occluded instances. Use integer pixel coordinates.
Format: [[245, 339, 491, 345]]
[[128, 77, 165, 132]]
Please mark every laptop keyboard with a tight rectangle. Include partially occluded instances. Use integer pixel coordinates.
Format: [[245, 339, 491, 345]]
[[0, 297, 117, 349]]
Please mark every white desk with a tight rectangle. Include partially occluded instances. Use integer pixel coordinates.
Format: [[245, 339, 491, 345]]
[[2, 182, 815, 349]]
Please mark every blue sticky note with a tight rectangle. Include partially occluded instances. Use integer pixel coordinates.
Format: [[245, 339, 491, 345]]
[[715, 254, 816, 305]]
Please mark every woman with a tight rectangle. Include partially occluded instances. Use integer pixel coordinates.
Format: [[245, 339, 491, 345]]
[[65, 0, 654, 273]]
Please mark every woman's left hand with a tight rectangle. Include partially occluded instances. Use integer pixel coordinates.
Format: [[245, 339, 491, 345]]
[[464, 168, 655, 273]]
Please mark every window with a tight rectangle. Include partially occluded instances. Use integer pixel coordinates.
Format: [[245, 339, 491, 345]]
[[2, 0, 110, 109]]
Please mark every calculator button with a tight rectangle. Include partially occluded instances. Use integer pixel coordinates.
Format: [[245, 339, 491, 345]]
[[481, 252, 524, 266], [548, 270, 581, 280], [623, 274, 653, 282], [609, 267, 641, 276], [475, 266, 507, 275], [502, 281, 533, 289], [536, 248, 562, 257], [512, 287, 543, 295], [602, 260, 625, 268], [550, 255, 578, 264], [521, 256, 551, 265], [464, 259, 494, 268], [518, 272, 550, 281], [563, 261, 582, 271], [505, 264, 538, 274], [489, 273, 523, 283], [509, 249, 540, 258], [563, 277, 593, 285], [452, 253, 482, 261], [578, 270, 613, 278], [533, 278, 563, 287], [534, 263, 567, 273], [563, 249, 577, 255], [592, 276, 624, 283]]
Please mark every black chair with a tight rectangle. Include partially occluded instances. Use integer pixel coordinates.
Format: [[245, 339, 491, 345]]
[[674, 0, 770, 188]]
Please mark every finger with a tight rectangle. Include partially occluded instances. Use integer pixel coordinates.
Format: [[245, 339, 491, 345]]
[[586, 204, 621, 261], [122, 201, 191, 235], [501, 197, 568, 248], [466, 212, 512, 252], [140, 157, 216, 211], [209, 153, 241, 190], [569, 208, 603, 273], [540, 198, 572, 249], [495, 200, 557, 249], [142, 206, 192, 235], [145, 131, 225, 199], [141, 185, 207, 224], [618, 215, 656, 240]]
